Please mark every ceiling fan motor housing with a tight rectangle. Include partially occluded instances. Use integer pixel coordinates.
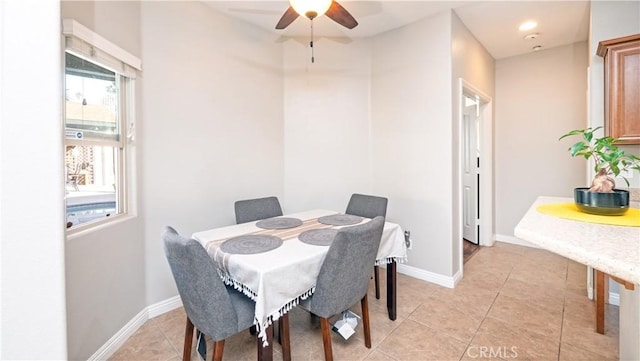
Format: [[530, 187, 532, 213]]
[[290, 0, 332, 19], [275, 0, 358, 30]]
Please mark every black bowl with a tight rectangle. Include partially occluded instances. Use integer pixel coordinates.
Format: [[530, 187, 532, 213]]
[[574, 188, 629, 216]]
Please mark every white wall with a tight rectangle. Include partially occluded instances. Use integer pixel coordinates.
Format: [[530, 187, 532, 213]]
[[0, 0, 67, 359], [451, 12, 495, 274], [60, 2, 146, 360], [139, 1, 284, 305], [283, 36, 372, 213], [495, 42, 588, 238], [371, 12, 454, 276]]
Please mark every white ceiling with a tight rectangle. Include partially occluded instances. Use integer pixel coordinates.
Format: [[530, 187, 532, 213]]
[[204, 0, 590, 59]]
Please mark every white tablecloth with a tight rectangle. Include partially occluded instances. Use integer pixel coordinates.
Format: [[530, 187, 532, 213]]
[[192, 209, 407, 345]]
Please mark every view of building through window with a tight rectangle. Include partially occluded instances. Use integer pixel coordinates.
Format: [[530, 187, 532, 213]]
[[64, 52, 124, 228]]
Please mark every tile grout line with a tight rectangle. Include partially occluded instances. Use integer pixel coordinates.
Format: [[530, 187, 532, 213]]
[[153, 316, 183, 361], [109, 245, 618, 361], [458, 257, 515, 361]]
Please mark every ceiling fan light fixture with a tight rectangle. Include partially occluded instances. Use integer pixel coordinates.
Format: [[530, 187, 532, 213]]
[[290, 0, 332, 20]]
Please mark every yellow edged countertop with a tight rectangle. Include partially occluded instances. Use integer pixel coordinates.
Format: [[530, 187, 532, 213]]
[[515, 196, 640, 285]]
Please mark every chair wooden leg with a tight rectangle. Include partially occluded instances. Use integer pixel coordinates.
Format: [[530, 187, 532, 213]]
[[279, 314, 291, 361], [211, 340, 224, 361], [361, 294, 372, 348], [319, 317, 334, 361], [183, 318, 194, 361], [373, 265, 380, 299]]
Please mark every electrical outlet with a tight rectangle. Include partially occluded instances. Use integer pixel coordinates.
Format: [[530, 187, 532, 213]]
[[404, 230, 412, 250]]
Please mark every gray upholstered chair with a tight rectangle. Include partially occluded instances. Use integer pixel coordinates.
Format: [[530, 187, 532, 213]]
[[345, 193, 388, 299], [162, 226, 290, 361], [299, 216, 385, 361], [345, 193, 388, 219], [234, 196, 283, 224]]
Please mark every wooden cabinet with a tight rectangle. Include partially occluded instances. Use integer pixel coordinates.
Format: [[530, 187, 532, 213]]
[[597, 34, 640, 145]]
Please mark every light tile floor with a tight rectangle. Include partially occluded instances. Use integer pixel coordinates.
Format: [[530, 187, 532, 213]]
[[109, 242, 620, 360]]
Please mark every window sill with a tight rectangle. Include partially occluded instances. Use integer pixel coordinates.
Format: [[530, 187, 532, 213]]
[[66, 213, 137, 240]]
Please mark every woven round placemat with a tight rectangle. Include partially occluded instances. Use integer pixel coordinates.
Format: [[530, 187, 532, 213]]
[[317, 214, 363, 226], [256, 217, 303, 230], [220, 235, 283, 254], [298, 229, 339, 246]]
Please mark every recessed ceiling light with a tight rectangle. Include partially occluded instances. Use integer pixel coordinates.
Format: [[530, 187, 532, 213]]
[[532, 45, 542, 51], [524, 33, 539, 40], [519, 21, 538, 31]]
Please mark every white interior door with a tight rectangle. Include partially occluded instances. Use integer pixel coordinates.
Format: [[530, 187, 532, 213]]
[[462, 95, 480, 245]]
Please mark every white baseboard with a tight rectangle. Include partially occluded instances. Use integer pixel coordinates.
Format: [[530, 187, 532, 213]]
[[494, 234, 539, 248], [88, 296, 182, 361], [452, 268, 462, 286], [88, 308, 148, 361], [397, 263, 458, 288], [148, 295, 183, 318]]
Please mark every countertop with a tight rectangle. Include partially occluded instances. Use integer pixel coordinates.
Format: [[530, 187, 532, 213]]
[[514, 196, 640, 285]]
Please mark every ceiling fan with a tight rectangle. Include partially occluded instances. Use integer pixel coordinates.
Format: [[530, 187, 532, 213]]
[[275, 0, 358, 63], [275, 0, 358, 30]]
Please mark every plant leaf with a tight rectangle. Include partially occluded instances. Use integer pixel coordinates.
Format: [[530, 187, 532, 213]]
[[610, 163, 620, 176], [569, 142, 587, 156], [584, 129, 593, 142], [559, 129, 584, 140]]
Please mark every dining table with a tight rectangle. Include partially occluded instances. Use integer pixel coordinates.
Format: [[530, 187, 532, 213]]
[[192, 209, 407, 358]]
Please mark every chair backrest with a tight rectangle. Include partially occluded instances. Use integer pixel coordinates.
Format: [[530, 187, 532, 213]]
[[309, 216, 385, 318], [345, 193, 388, 219], [234, 196, 283, 224], [162, 226, 240, 341]]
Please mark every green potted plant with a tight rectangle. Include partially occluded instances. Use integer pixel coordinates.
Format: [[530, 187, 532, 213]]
[[560, 126, 640, 215]]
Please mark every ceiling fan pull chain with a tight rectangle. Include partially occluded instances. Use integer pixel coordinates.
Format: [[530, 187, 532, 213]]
[[310, 19, 315, 63]]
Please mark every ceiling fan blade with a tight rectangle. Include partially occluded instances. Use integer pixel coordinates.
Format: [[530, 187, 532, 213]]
[[275, 6, 299, 29], [325, 1, 358, 29]]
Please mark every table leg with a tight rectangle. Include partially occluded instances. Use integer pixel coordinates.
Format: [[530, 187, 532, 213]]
[[595, 269, 605, 334], [279, 314, 291, 361], [386, 260, 397, 321], [257, 324, 273, 361]]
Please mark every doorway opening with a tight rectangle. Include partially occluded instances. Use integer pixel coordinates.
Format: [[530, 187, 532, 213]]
[[463, 240, 481, 263], [458, 79, 493, 272], [462, 93, 481, 245]]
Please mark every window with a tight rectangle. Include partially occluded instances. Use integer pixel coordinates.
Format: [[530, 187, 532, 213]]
[[63, 19, 140, 230]]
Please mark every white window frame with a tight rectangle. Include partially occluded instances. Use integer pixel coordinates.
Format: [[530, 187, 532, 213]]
[[62, 19, 141, 235]]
